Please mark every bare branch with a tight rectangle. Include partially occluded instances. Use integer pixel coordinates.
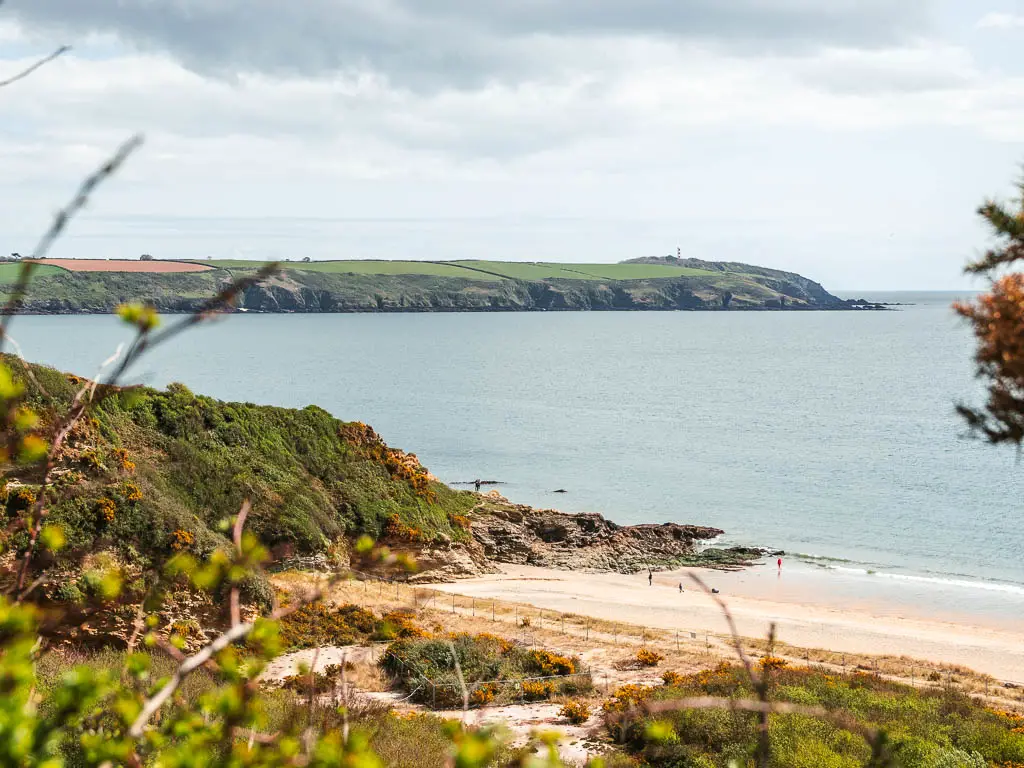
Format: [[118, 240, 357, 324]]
[[30, 135, 144, 263], [339, 649, 350, 744], [0, 45, 70, 89], [230, 500, 251, 628], [303, 647, 322, 757], [129, 569, 350, 740], [1, 136, 143, 351], [129, 619, 255, 738], [688, 573, 757, 684], [689, 573, 775, 767], [447, 640, 469, 720]]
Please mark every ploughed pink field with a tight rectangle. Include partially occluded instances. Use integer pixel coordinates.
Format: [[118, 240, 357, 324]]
[[37, 258, 213, 273]]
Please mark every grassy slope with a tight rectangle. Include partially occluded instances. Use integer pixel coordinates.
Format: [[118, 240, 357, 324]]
[[5, 359, 475, 573]]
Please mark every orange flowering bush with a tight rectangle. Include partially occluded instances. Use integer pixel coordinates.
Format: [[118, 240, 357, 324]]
[[559, 700, 591, 725], [521, 680, 555, 701], [114, 447, 136, 473], [602, 684, 652, 713], [636, 648, 664, 667], [526, 649, 575, 676], [378, 610, 429, 639], [384, 514, 425, 543], [758, 655, 789, 671], [6, 486, 36, 513], [475, 632, 516, 654], [122, 481, 143, 502], [470, 683, 497, 706], [96, 497, 116, 524], [169, 529, 195, 552], [661, 670, 684, 686]]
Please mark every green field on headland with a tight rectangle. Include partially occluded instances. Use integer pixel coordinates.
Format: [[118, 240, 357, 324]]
[[0, 256, 868, 313]]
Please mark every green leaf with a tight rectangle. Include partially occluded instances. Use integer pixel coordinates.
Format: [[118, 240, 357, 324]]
[[39, 525, 65, 553]]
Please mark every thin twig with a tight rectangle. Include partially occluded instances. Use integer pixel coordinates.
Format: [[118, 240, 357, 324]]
[[447, 640, 469, 721], [0, 136, 143, 352], [30, 135, 143, 263], [128, 569, 350, 740], [689, 573, 774, 767], [99, 263, 277, 389], [128, 619, 256, 738], [230, 501, 251, 628], [303, 647, 321, 756], [0, 45, 70, 89], [688, 573, 756, 683], [339, 649, 350, 745]]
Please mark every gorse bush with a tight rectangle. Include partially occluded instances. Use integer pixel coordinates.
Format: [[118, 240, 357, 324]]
[[381, 633, 586, 708], [275, 601, 427, 650], [560, 700, 592, 725], [635, 648, 664, 668], [3, 354, 476, 603]]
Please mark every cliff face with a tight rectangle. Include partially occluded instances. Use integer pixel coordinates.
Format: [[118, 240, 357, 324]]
[[236, 272, 849, 313], [10, 261, 868, 314]]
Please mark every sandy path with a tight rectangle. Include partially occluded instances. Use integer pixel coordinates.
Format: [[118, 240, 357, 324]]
[[431, 564, 1024, 683]]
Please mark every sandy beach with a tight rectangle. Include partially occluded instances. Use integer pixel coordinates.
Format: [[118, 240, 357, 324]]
[[431, 563, 1024, 683]]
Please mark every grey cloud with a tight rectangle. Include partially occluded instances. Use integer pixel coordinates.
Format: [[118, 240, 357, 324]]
[[6, 0, 934, 89], [798, 56, 977, 95]]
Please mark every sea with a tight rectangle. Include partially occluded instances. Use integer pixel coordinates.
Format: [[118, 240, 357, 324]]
[[13, 292, 1024, 627]]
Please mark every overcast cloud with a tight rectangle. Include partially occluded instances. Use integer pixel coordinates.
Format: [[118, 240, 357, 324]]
[[1, 0, 1023, 289]]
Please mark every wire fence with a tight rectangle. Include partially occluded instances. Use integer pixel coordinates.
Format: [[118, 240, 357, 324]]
[[332, 568, 1024, 704]]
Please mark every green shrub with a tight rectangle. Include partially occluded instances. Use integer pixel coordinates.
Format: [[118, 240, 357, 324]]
[[382, 633, 584, 709], [621, 664, 1024, 767]]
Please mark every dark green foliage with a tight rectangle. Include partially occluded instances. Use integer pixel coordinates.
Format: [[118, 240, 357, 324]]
[[619, 665, 1024, 767], [6, 358, 476, 573]]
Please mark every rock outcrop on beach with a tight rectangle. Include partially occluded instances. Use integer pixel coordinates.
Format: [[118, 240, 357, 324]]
[[403, 492, 752, 582]]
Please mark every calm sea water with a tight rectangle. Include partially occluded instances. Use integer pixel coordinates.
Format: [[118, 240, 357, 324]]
[[14, 292, 1024, 621]]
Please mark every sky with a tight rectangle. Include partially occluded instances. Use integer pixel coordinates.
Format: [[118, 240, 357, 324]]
[[1, 1, 1023, 290]]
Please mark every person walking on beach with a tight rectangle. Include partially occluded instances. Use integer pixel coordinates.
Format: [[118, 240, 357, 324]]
[[648, 568, 653, 587], [678, 582, 683, 593], [777, 557, 783, 571], [474, 479, 482, 492]]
